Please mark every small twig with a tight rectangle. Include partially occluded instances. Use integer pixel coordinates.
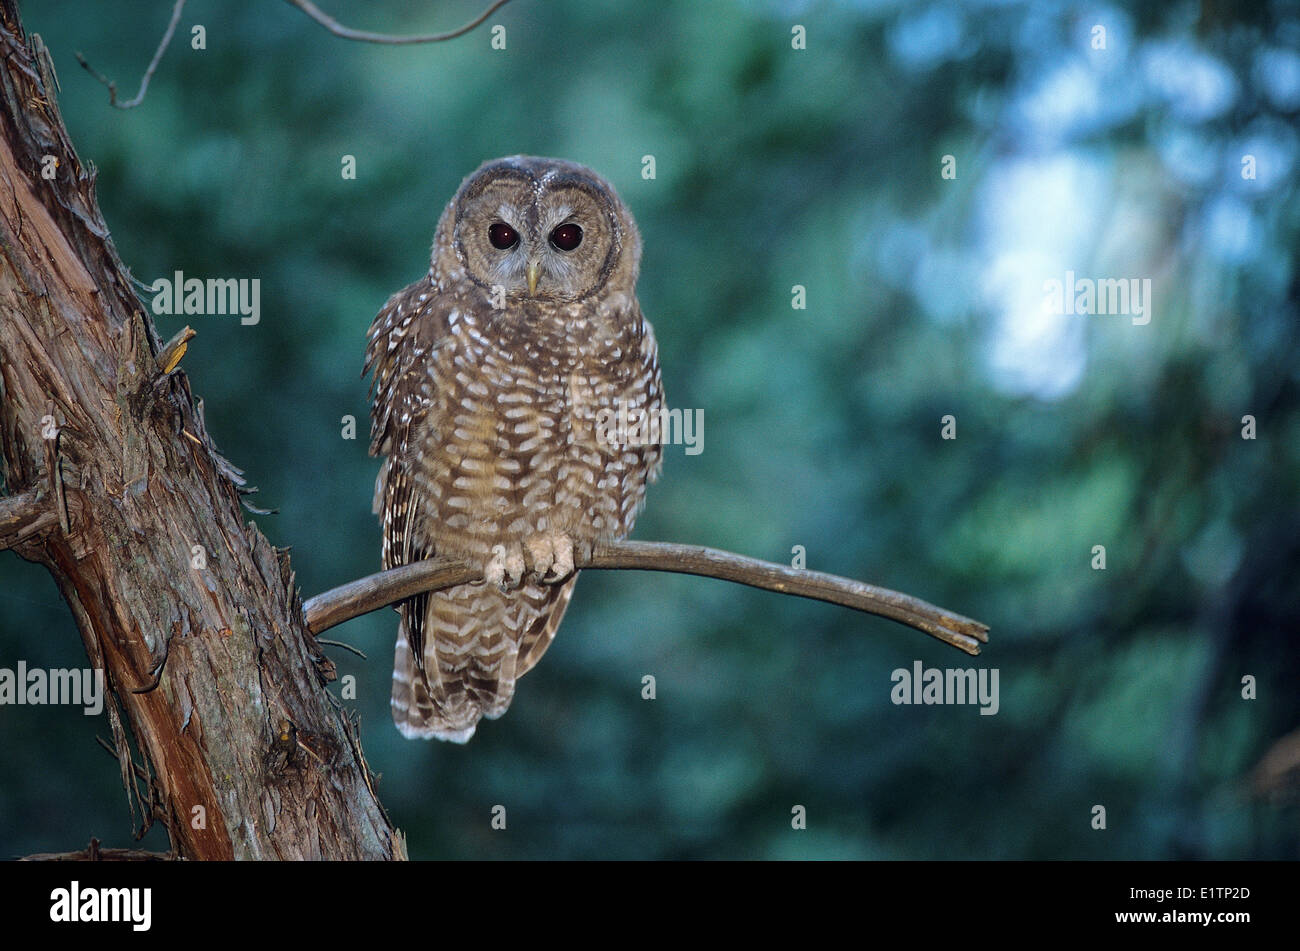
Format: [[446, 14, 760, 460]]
[[316, 638, 368, 660], [284, 0, 514, 45], [75, 0, 186, 109], [303, 540, 991, 655], [96, 734, 151, 786], [294, 735, 326, 767]]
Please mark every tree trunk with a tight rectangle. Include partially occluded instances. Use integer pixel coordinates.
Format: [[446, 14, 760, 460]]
[[0, 1, 399, 860]]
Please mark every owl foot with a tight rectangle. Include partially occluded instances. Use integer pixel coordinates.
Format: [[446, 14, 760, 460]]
[[485, 543, 527, 590], [523, 531, 576, 584]]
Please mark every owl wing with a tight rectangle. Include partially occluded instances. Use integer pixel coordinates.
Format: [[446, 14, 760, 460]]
[[364, 280, 453, 667]]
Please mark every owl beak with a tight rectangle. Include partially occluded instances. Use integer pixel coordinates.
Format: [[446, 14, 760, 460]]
[[526, 261, 541, 297]]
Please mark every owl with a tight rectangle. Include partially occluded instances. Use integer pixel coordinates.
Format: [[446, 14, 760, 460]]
[[364, 156, 664, 742]]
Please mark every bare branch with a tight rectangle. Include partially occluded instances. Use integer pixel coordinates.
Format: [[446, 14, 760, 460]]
[[21, 838, 176, 862], [306, 559, 478, 632], [0, 487, 58, 550], [302, 540, 991, 655], [316, 638, 368, 660], [74, 0, 186, 109], [285, 0, 515, 45]]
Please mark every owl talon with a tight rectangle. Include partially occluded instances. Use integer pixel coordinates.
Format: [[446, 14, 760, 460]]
[[542, 532, 576, 583], [484, 544, 508, 587], [524, 535, 555, 583], [518, 532, 576, 584], [486, 543, 533, 589], [502, 545, 526, 588]]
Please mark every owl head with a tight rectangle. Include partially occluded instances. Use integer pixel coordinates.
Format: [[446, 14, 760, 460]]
[[435, 155, 641, 303]]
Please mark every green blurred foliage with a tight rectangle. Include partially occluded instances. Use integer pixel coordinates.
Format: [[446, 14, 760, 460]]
[[1, 0, 1296, 859]]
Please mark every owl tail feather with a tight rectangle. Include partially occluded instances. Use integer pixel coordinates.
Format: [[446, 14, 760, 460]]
[[391, 633, 478, 742], [389, 577, 577, 742]]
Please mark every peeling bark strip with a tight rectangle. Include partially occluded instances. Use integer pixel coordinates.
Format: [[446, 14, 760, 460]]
[[0, 3, 397, 859]]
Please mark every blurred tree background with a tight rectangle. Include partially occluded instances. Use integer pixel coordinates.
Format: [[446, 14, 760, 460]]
[[1, 0, 1296, 859]]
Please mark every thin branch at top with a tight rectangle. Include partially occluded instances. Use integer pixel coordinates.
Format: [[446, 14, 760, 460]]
[[75, 0, 186, 109], [285, 0, 515, 45], [75, 0, 510, 110], [302, 540, 991, 655]]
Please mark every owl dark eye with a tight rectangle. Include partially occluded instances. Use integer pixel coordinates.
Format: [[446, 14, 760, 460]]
[[549, 223, 583, 251], [488, 222, 519, 250]]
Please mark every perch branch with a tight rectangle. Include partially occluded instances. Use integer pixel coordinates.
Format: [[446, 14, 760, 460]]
[[285, 0, 514, 45], [75, 0, 186, 109], [303, 540, 990, 655]]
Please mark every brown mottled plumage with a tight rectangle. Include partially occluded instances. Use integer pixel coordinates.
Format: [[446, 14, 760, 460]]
[[365, 156, 663, 741]]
